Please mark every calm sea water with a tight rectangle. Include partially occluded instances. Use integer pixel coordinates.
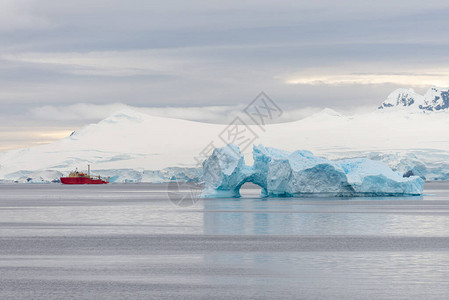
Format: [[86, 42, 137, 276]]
[[1, 182, 449, 299]]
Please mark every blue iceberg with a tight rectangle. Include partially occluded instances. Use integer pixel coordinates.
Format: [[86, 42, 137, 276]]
[[201, 144, 424, 197]]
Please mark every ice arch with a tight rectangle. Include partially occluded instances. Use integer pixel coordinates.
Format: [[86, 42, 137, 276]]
[[200, 144, 424, 198]]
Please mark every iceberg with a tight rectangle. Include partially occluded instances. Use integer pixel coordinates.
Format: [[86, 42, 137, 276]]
[[201, 144, 424, 197]]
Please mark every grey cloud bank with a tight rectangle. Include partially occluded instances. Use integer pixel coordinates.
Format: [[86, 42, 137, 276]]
[[1, 0, 449, 150]]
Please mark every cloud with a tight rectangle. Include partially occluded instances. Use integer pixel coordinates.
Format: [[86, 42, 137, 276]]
[[30, 103, 131, 122], [0, 126, 74, 152], [1, 50, 192, 77], [2, 0, 449, 152], [0, 0, 53, 32], [29, 103, 322, 124], [286, 72, 449, 87]]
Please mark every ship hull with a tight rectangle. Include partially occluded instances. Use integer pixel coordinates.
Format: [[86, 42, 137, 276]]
[[60, 177, 108, 184]]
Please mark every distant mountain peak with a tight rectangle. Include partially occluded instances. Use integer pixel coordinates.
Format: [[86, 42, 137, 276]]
[[378, 87, 449, 112], [99, 109, 149, 124], [310, 108, 343, 118], [422, 87, 449, 111]]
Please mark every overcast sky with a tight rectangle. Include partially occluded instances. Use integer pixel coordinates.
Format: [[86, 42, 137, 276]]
[[1, 0, 449, 151]]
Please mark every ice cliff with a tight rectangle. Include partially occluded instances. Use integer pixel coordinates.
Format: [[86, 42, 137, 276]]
[[201, 145, 424, 197], [0, 167, 202, 184]]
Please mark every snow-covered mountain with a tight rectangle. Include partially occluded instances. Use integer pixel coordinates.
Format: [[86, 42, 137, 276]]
[[378, 87, 449, 111], [0, 110, 221, 182], [2, 87, 449, 183]]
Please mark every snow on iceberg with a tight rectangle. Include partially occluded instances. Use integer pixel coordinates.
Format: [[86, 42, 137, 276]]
[[201, 144, 424, 197]]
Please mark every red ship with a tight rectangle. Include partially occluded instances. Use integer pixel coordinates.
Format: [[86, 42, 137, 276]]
[[60, 165, 109, 184]]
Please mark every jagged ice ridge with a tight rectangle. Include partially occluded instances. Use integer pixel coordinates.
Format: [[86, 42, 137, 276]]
[[201, 144, 424, 197]]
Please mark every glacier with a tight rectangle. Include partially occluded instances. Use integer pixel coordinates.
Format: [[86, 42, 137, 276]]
[[201, 145, 424, 198], [11, 170, 64, 184]]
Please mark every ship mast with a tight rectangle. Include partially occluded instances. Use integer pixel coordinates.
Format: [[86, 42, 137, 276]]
[[88, 164, 90, 178]]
